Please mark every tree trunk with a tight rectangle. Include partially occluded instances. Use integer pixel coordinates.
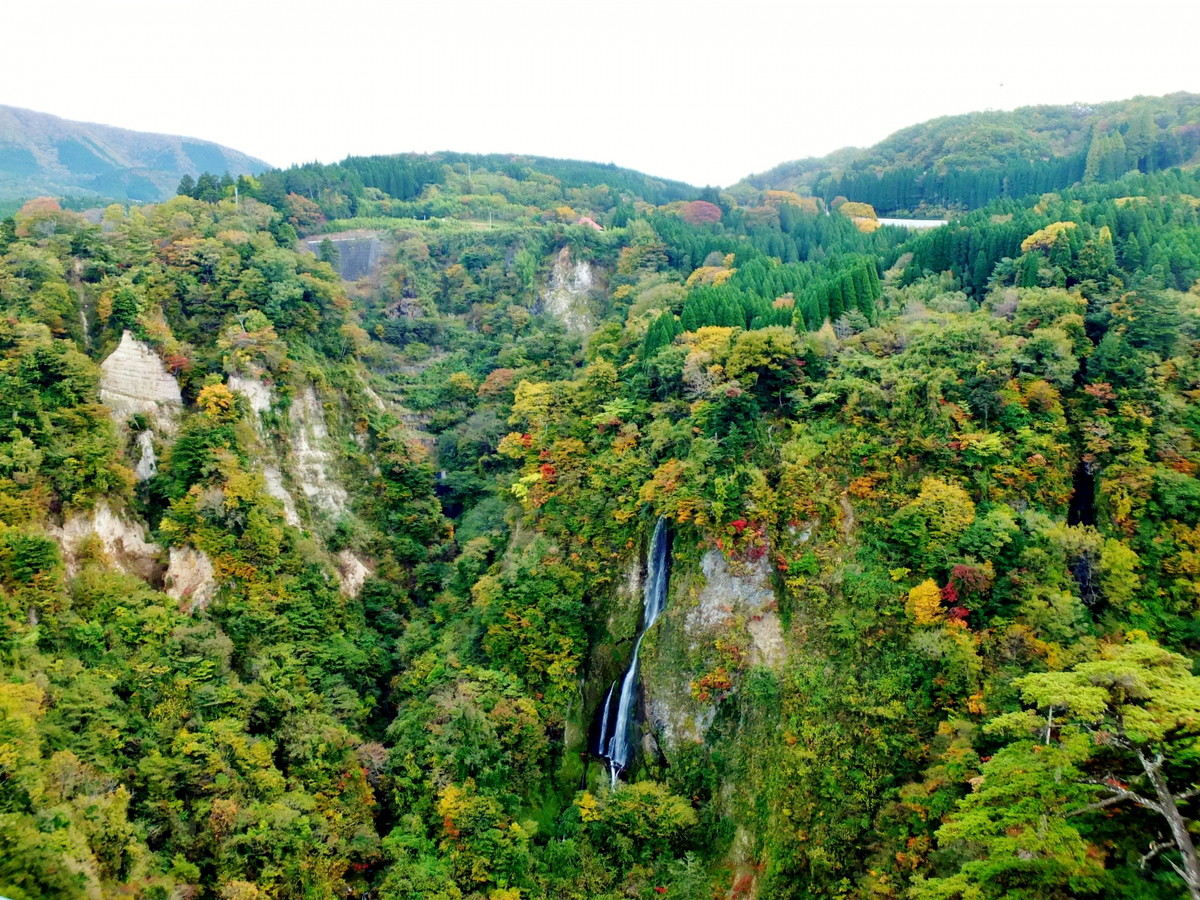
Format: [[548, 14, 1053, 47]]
[[1140, 750, 1200, 900]]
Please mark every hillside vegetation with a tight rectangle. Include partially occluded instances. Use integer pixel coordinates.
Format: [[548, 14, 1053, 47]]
[[3, 100, 1200, 900], [742, 92, 1200, 216]]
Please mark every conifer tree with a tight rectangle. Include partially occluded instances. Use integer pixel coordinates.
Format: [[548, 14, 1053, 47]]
[[642, 310, 683, 358]]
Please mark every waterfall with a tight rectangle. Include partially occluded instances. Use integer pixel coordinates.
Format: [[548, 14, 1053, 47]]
[[596, 682, 615, 756], [600, 517, 670, 786], [134, 430, 157, 481]]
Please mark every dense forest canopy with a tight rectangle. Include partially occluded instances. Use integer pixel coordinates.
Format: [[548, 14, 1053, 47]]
[[742, 92, 1200, 217], [4, 91, 1200, 900]]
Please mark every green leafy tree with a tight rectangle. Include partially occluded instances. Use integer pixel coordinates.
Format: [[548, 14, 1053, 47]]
[[911, 734, 1104, 900], [928, 640, 1200, 899]]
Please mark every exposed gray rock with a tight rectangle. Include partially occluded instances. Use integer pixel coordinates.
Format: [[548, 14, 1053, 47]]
[[644, 678, 717, 747], [134, 430, 158, 481], [290, 386, 349, 518], [165, 545, 217, 612], [262, 465, 301, 526], [541, 246, 596, 333], [228, 374, 273, 415], [225, 375, 301, 526], [362, 384, 387, 413], [688, 549, 785, 668], [99, 331, 182, 432], [336, 550, 372, 597], [48, 502, 163, 583]]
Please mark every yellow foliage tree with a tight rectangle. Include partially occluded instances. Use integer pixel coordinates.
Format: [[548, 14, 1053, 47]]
[[764, 190, 820, 214], [838, 201, 878, 220], [447, 371, 477, 399], [575, 791, 602, 822], [908, 579, 944, 625], [915, 477, 976, 545], [685, 265, 735, 288], [509, 381, 554, 430], [198, 383, 239, 422], [1021, 221, 1077, 253]]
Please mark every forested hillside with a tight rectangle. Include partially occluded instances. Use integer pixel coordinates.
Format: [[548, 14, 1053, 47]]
[[742, 92, 1200, 216], [4, 105, 1200, 900]]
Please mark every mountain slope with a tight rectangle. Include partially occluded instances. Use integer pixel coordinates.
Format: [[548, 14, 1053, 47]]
[[0, 105, 270, 203], [739, 91, 1200, 214], [4, 110, 1200, 900]]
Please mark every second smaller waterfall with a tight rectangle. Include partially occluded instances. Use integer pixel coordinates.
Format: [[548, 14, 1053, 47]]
[[598, 517, 670, 786], [134, 430, 157, 481]]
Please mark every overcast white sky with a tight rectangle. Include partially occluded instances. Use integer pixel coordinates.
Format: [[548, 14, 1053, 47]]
[[5, 1, 1198, 186]]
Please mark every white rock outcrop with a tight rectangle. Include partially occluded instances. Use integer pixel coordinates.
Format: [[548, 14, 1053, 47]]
[[336, 550, 372, 597], [262, 464, 301, 527], [99, 331, 183, 432], [644, 548, 786, 752], [165, 545, 217, 612], [290, 386, 349, 518], [541, 246, 596, 333], [644, 675, 717, 748], [227, 375, 303, 527], [228, 374, 273, 416], [48, 502, 163, 583]]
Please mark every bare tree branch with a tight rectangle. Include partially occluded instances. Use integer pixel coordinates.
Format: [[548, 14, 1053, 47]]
[[1167, 856, 1189, 882], [1073, 781, 1163, 816], [1141, 840, 1173, 869], [1175, 786, 1200, 805]]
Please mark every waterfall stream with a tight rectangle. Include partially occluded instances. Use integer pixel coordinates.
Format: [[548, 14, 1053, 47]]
[[598, 517, 670, 786], [134, 430, 158, 481]]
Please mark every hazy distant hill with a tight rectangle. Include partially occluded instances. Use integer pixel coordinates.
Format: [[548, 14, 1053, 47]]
[[739, 91, 1200, 214], [0, 105, 270, 204]]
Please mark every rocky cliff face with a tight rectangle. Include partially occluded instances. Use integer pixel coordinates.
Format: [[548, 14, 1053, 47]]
[[134, 430, 158, 481], [640, 546, 786, 751], [227, 375, 302, 527], [87, 360, 373, 608], [289, 385, 350, 520], [229, 374, 354, 526], [48, 502, 164, 583], [336, 550, 373, 599], [228, 374, 272, 416], [226, 374, 372, 594], [100, 331, 183, 484], [541, 246, 597, 333], [688, 550, 785, 668], [165, 545, 218, 612], [46, 501, 219, 614], [98, 331, 183, 429]]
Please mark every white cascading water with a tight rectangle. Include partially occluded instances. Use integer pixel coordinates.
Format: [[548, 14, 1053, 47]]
[[600, 517, 670, 786], [596, 682, 615, 764]]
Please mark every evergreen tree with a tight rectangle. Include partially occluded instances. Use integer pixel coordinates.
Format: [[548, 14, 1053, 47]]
[[319, 238, 341, 270], [642, 310, 683, 358], [194, 172, 222, 203], [1018, 253, 1041, 287]]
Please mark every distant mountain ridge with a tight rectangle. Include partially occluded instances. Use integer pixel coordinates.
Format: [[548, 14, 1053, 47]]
[[737, 91, 1200, 215], [0, 105, 270, 204], [5, 91, 1199, 216]]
